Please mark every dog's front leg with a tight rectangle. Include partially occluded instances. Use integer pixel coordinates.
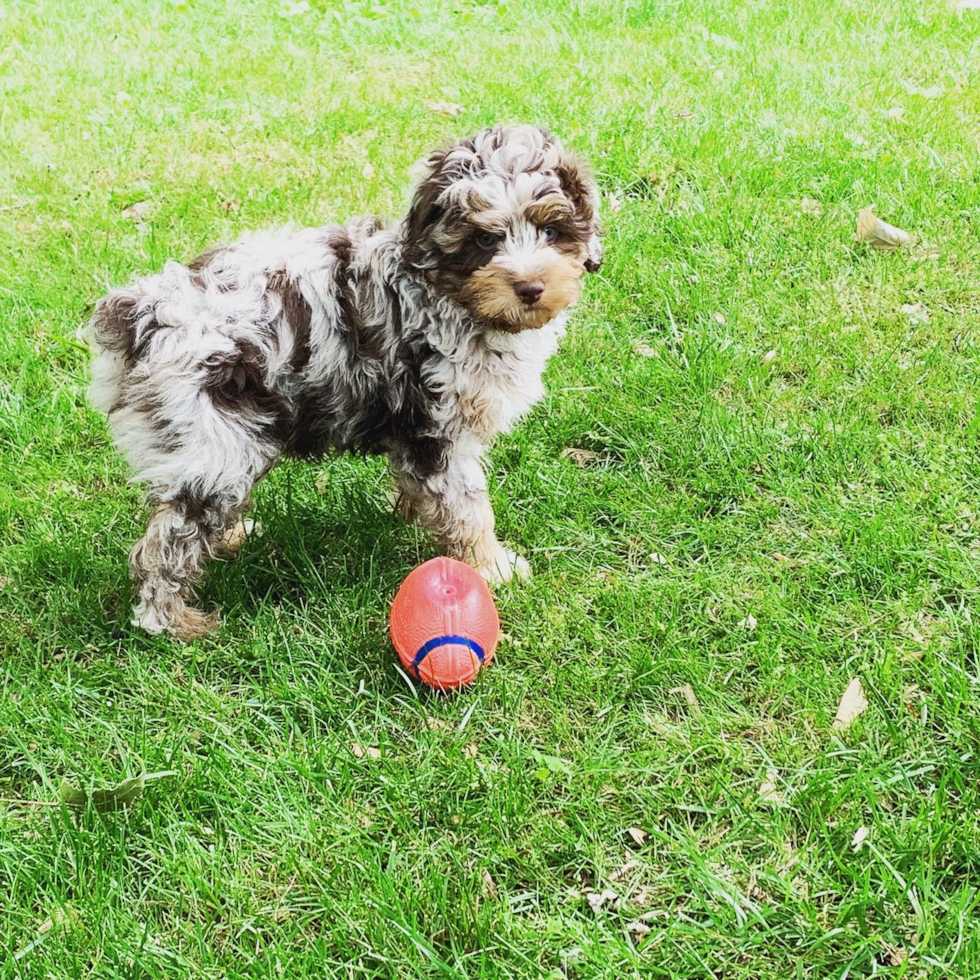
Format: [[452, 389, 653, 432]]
[[391, 448, 531, 585]]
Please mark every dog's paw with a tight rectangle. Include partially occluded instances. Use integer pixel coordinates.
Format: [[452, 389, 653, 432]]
[[476, 545, 532, 585], [132, 598, 220, 641], [216, 518, 260, 557]]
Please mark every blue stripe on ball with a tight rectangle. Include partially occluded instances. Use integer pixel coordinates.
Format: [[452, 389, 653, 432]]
[[412, 635, 485, 678]]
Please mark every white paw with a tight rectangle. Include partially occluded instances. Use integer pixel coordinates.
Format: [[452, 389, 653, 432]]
[[477, 545, 532, 585], [216, 518, 260, 557]]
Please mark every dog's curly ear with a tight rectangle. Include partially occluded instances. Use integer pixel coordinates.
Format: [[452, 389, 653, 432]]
[[403, 147, 451, 267], [554, 150, 604, 272]]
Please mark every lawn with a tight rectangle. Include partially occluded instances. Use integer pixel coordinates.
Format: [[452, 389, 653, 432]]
[[2, 0, 980, 976]]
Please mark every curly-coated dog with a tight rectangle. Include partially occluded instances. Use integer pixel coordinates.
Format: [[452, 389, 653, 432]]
[[88, 125, 604, 639]]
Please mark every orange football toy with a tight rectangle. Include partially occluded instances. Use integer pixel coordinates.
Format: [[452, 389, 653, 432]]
[[390, 557, 500, 690]]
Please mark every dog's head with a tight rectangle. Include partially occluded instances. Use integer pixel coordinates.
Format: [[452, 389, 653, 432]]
[[403, 125, 603, 332]]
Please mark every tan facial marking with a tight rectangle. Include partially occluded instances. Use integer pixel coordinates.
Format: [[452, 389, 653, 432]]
[[458, 251, 585, 331]]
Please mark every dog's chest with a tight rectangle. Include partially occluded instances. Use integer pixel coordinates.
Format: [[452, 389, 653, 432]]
[[452, 327, 561, 441]]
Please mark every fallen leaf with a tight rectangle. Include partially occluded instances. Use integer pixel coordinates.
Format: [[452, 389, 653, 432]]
[[883, 945, 909, 965], [218, 518, 258, 554], [708, 31, 739, 50], [610, 858, 641, 882], [116, 91, 132, 105], [0, 576, 11, 589], [713, 311, 727, 325], [633, 340, 657, 358], [632, 886, 658, 907], [856, 209, 910, 249], [761, 349, 778, 366], [58, 770, 174, 811], [757, 769, 785, 805], [361, 160, 376, 180], [902, 684, 924, 715], [833, 677, 869, 730], [426, 716, 448, 731], [648, 552, 668, 566], [463, 742, 479, 759], [669, 683, 699, 710], [900, 302, 929, 322], [586, 888, 619, 911], [627, 827, 648, 847], [851, 826, 870, 851], [121, 200, 151, 220], [314, 472, 330, 493], [800, 196, 823, 217], [675, 108, 694, 120], [607, 192, 623, 212], [426, 100, 464, 116], [627, 919, 652, 941], [738, 614, 758, 630], [481, 869, 498, 898], [561, 447, 599, 466], [883, 106, 905, 119], [901, 81, 943, 99], [221, 199, 241, 212], [351, 742, 381, 759]]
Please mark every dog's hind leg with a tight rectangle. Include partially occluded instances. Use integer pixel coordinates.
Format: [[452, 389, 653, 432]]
[[130, 492, 242, 640]]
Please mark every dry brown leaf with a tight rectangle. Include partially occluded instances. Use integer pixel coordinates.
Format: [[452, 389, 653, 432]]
[[884, 945, 909, 966], [833, 677, 869, 730], [648, 552, 668, 566], [713, 311, 727, 325], [361, 160, 376, 180], [221, 199, 241, 212], [856, 209, 910, 249], [669, 683, 699, 710], [675, 108, 694, 120], [758, 769, 785, 805], [761, 349, 778, 366], [800, 197, 823, 217], [426, 100, 464, 116], [426, 716, 448, 731], [0, 576, 11, 590], [351, 742, 381, 759], [463, 742, 479, 759], [481, 869, 498, 899], [851, 826, 870, 851], [632, 885, 658, 907], [633, 340, 657, 358], [121, 200, 151, 220], [561, 447, 599, 466], [900, 302, 929, 322], [627, 827, 648, 847], [610, 858, 640, 882], [902, 82, 943, 99], [586, 888, 619, 911], [883, 106, 905, 120], [902, 684, 924, 715], [627, 919, 652, 941], [738, 614, 758, 630], [607, 192, 623, 212]]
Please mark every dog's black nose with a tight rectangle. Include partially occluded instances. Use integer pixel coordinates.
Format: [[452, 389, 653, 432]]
[[514, 279, 545, 305]]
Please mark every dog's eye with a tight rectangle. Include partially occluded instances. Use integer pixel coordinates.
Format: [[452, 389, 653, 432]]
[[542, 226, 558, 243], [475, 231, 498, 250]]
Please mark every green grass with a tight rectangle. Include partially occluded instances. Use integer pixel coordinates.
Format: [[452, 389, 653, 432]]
[[2, 0, 980, 976]]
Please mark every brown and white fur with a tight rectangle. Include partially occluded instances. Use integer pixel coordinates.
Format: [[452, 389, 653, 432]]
[[87, 125, 603, 639]]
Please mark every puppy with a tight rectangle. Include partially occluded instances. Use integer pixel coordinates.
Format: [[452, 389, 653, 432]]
[[88, 125, 603, 639]]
